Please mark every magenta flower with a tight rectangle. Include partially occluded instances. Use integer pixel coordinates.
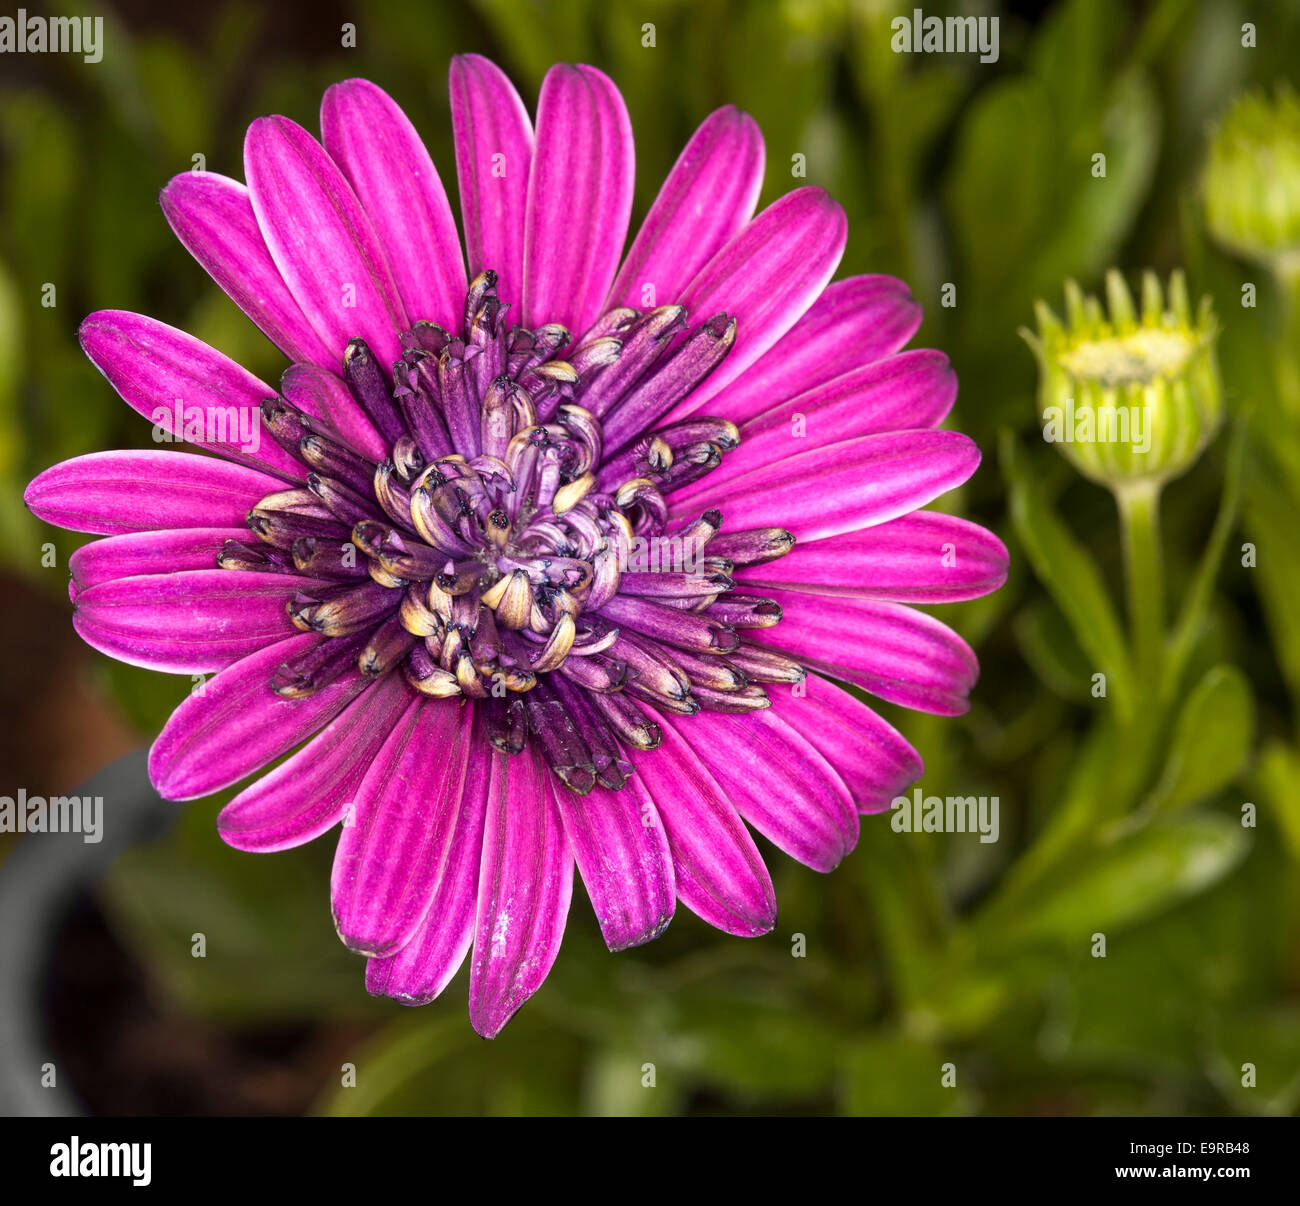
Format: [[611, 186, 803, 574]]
[[25, 57, 1007, 1037]]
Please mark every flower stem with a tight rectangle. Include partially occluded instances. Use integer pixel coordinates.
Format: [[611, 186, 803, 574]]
[[1116, 478, 1165, 701]]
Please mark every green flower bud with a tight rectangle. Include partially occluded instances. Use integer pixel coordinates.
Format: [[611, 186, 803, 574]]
[[1022, 270, 1223, 487], [1204, 86, 1300, 269]]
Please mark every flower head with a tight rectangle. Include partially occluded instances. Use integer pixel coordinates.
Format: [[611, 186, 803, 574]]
[[25, 58, 1007, 1036], [1025, 269, 1222, 487], [1204, 86, 1300, 270]]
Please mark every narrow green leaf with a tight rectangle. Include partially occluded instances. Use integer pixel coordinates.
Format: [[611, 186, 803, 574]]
[[1257, 741, 1300, 863], [1147, 664, 1254, 813], [997, 816, 1249, 950]]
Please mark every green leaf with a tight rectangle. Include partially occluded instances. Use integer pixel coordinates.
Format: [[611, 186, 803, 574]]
[[1050, 868, 1260, 1074], [946, 76, 1055, 307], [1256, 741, 1300, 863], [1245, 461, 1300, 710], [1166, 418, 1246, 692], [715, 0, 832, 210], [1000, 432, 1133, 711], [135, 38, 213, 164], [980, 722, 1119, 918], [1147, 664, 1254, 813], [1027, 0, 1122, 132], [0, 93, 79, 292], [944, 0, 1159, 362], [994, 816, 1249, 951]]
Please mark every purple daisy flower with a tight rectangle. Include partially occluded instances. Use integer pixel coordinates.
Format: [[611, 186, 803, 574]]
[[25, 57, 1008, 1037]]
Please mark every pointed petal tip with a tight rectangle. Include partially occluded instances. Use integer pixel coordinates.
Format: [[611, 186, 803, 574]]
[[468, 998, 517, 1040], [603, 906, 674, 953]]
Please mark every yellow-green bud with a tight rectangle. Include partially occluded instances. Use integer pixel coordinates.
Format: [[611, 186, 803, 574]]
[[1022, 270, 1222, 487], [1204, 86, 1300, 269]]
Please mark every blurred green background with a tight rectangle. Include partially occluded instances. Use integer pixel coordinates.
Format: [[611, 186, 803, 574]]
[[2, 0, 1299, 1116]]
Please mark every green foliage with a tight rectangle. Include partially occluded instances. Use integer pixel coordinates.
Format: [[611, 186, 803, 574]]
[[1146, 665, 1254, 813], [1001, 431, 1134, 715]]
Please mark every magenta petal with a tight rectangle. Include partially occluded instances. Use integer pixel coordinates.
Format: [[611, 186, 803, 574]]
[[25, 450, 282, 536], [667, 708, 858, 873], [449, 54, 534, 312], [753, 592, 979, 716], [148, 632, 370, 800], [737, 512, 1010, 603], [610, 105, 764, 309], [551, 772, 675, 952], [522, 64, 634, 337], [332, 698, 474, 957], [668, 187, 847, 419], [699, 349, 958, 492], [468, 747, 573, 1039], [322, 79, 466, 332], [744, 348, 957, 435], [218, 672, 413, 852], [699, 275, 924, 425], [159, 172, 335, 368], [279, 362, 388, 463], [772, 675, 923, 813], [365, 726, 494, 1004], [73, 569, 323, 673], [244, 115, 408, 367], [676, 429, 981, 542], [633, 716, 776, 936], [69, 527, 246, 592], [79, 311, 302, 481]]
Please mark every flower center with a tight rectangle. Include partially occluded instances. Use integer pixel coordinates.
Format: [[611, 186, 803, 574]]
[[219, 271, 801, 793], [1059, 329, 1199, 387]]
